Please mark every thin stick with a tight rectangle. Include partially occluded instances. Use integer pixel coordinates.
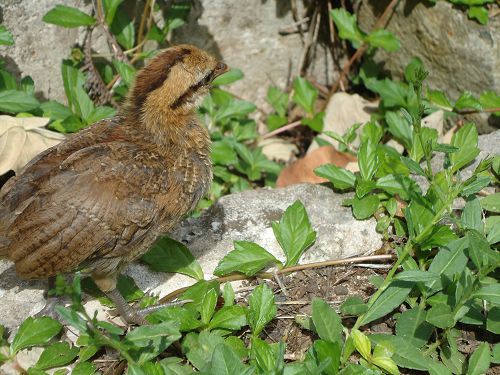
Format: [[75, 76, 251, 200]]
[[158, 254, 395, 304], [261, 120, 302, 139]]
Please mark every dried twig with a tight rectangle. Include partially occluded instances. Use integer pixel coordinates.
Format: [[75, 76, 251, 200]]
[[261, 120, 302, 139], [158, 254, 396, 304]]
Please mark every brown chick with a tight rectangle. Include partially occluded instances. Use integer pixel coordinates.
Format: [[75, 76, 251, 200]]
[[0, 44, 228, 324]]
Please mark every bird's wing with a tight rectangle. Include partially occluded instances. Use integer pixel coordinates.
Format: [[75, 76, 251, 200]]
[[6, 141, 171, 279]]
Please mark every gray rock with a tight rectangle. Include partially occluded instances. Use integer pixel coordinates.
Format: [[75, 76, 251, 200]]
[[172, 0, 336, 107], [0, 0, 85, 103], [356, 0, 500, 133], [0, 184, 382, 329]]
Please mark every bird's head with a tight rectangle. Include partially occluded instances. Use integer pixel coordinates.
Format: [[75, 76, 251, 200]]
[[128, 44, 228, 119]]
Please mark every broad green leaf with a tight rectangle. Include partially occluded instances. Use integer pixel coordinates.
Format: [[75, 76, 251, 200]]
[[473, 284, 500, 305], [365, 78, 408, 108], [292, 77, 317, 115], [466, 229, 490, 269], [247, 283, 276, 336], [0, 69, 17, 90], [341, 296, 368, 316], [419, 225, 458, 250], [314, 164, 356, 190], [0, 25, 14, 45], [479, 90, 500, 115], [314, 340, 341, 375], [72, 361, 97, 375], [426, 304, 455, 329], [61, 60, 85, 112], [211, 139, 238, 166], [40, 100, 72, 120], [213, 68, 244, 86], [330, 9, 365, 45], [454, 92, 482, 111], [366, 29, 400, 51], [449, 123, 479, 173], [487, 221, 500, 244], [112, 59, 136, 87], [223, 282, 235, 307], [181, 280, 219, 308], [468, 6, 489, 25], [486, 306, 500, 334], [312, 298, 343, 345], [266, 114, 288, 131], [352, 194, 379, 220], [209, 343, 250, 374], [427, 238, 468, 293], [208, 305, 247, 331], [266, 86, 288, 117], [351, 329, 371, 360], [358, 141, 378, 180], [375, 174, 420, 201], [396, 307, 432, 348], [426, 89, 453, 111], [359, 281, 413, 326], [142, 236, 204, 280], [272, 200, 316, 267], [110, 10, 135, 50], [147, 306, 201, 332], [0, 90, 39, 113], [385, 111, 412, 149], [461, 176, 492, 197], [481, 193, 500, 213], [181, 331, 224, 371], [467, 342, 490, 375], [400, 156, 426, 176], [43, 5, 96, 28], [200, 288, 218, 326], [103, 0, 123, 25], [302, 111, 325, 132], [394, 270, 439, 282], [74, 86, 94, 123], [11, 317, 62, 354], [34, 342, 79, 370], [55, 306, 87, 333], [214, 241, 280, 276], [86, 106, 116, 124]]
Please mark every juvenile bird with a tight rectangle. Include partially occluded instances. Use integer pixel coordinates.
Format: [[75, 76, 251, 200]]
[[0, 44, 227, 324]]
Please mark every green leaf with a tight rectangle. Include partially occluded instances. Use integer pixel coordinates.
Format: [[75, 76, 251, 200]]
[[223, 282, 235, 307], [302, 111, 325, 132], [481, 193, 500, 213], [200, 288, 218, 326], [112, 59, 136, 87], [266, 86, 288, 117], [103, 0, 123, 25], [214, 241, 280, 276], [314, 164, 356, 190], [212, 68, 244, 86], [86, 106, 116, 124], [404, 57, 425, 83], [394, 270, 439, 282], [359, 281, 413, 326], [247, 283, 276, 336], [11, 317, 62, 354], [110, 10, 135, 50], [468, 6, 489, 25], [181, 280, 219, 308], [330, 9, 365, 45], [141, 236, 204, 280], [0, 25, 14, 45], [209, 343, 250, 374], [0, 69, 17, 90], [125, 321, 181, 363], [365, 78, 408, 108], [351, 329, 371, 360], [479, 90, 500, 115], [55, 306, 87, 333], [352, 194, 380, 220], [312, 298, 343, 345], [449, 123, 480, 173], [473, 284, 500, 305], [454, 92, 482, 111], [341, 296, 368, 316], [292, 77, 318, 115], [313, 340, 341, 375], [396, 307, 432, 348], [358, 141, 378, 180], [461, 175, 492, 197], [487, 306, 500, 334], [182, 331, 224, 370], [34, 342, 79, 370], [426, 304, 455, 329], [266, 114, 288, 131], [462, 196, 483, 231], [467, 342, 490, 375], [0, 90, 39, 113], [42, 5, 96, 28], [272, 200, 316, 267], [211, 139, 238, 166], [366, 29, 400, 51], [427, 89, 454, 111], [208, 305, 247, 331], [385, 111, 412, 149], [72, 361, 97, 375]]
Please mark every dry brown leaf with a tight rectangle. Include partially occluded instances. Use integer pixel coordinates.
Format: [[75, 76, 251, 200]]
[[309, 92, 378, 152], [0, 115, 65, 174], [276, 146, 357, 187], [259, 137, 298, 163]]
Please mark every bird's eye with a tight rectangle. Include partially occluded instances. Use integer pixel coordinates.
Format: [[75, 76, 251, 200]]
[[200, 71, 214, 86]]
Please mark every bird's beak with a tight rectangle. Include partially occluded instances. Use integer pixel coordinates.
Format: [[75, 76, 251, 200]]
[[214, 62, 229, 78]]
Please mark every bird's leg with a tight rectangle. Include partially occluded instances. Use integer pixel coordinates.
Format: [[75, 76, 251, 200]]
[[92, 273, 148, 325]]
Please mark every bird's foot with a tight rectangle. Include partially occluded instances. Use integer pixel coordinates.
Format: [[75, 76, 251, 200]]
[[136, 299, 193, 316]]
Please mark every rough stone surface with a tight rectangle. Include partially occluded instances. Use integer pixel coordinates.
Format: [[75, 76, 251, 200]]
[[0, 0, 87, 103], [172, 0, 336, 107], [0, 184, 382, 329], [356, 0, 500, 133]]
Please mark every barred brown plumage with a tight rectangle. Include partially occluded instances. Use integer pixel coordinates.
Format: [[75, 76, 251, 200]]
[[0, 44, 228, 324]]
